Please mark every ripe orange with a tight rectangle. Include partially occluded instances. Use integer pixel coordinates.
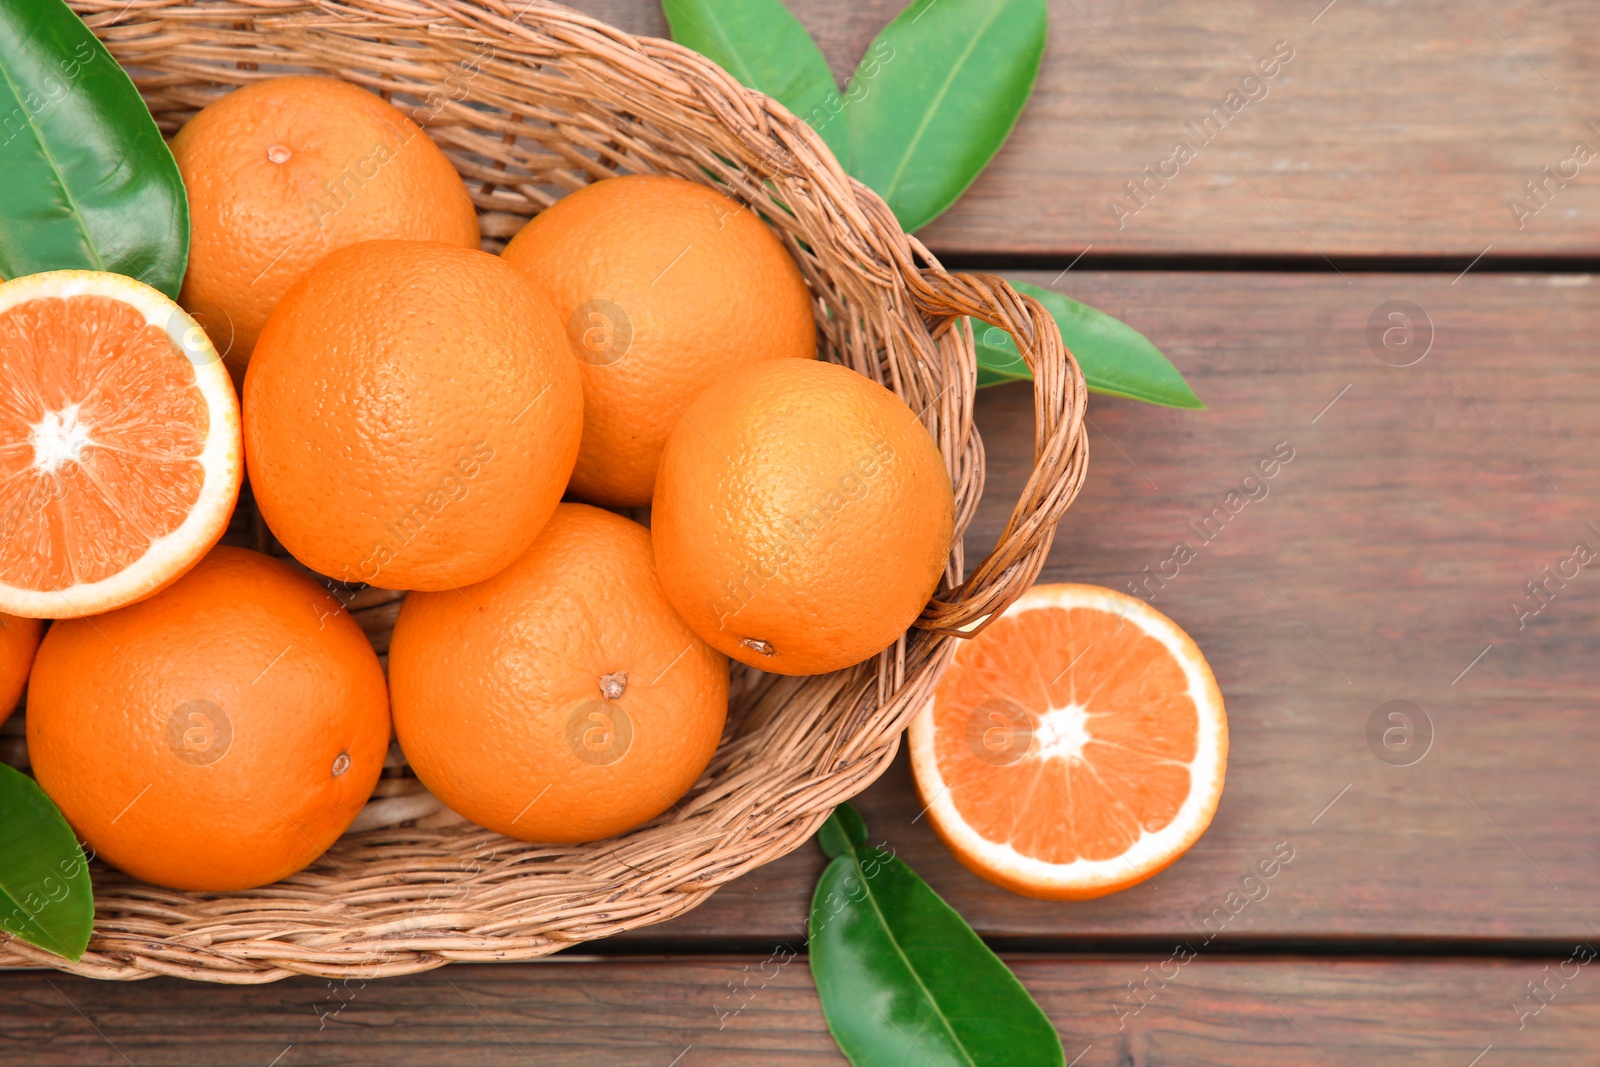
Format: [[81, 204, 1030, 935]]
[[389, 503, 728, 843], [243, 240, 583, 591], [652, 358, 954, 676], [908, 584, 1228, 901], [27, 546, 391, 891], [172, 75, 480, 382], [501, 174, 815, 507], [0, 614, 43, 728], [0, 271, 242, 619]]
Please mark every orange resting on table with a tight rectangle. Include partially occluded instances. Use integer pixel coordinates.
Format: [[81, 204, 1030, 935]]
[[908, 583, 1228, 901], [0, 271, 242, 620]]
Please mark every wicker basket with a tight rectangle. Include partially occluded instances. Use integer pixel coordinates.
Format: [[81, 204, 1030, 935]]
[[1, 0, 1089, 982]]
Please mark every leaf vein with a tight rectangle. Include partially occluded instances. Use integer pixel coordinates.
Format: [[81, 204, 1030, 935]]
[[0, 53, 107, 270], [880, 1, 1011, 207]]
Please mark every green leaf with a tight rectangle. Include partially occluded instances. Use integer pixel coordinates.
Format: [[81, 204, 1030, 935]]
[[975, 279, 1206, 408], [845, 0, 1046, 232], [817, 802, 867, 858], [809, 804, 1063, 1067], [662, 0, 850, 161], [0, 0, 189, 296], [0, 764, 93, 962]]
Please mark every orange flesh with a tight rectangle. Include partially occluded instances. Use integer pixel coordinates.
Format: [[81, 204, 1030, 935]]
[[0, 296, 208, 590], [932, 606, 1199, 865]]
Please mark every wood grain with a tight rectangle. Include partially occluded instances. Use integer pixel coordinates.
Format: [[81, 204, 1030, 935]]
[[569, 0, 1600, 258], [603, 269, 1600, 945], [7, 954, 1598, 1065], [7, 273, 1589, 960]]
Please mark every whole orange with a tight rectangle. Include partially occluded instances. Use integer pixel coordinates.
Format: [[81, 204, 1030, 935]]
[[652, 359, 955, 676], [26, 546, 390, 891], [388, 503, 728, 843], [172, 75, 480, 382], [0, 613, 42, 728], [501, 174, 815, 507], [243, 240, 583, 591]]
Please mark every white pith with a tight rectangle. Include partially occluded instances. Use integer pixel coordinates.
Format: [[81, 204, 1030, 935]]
[[0, 271, 242, 619], [1034, 701, 1091, 762], [908, 583, 1228, 894], [31, 404, 92, 473]]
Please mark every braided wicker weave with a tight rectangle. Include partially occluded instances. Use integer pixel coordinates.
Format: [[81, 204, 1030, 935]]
[[0, 0, 1088, 981]]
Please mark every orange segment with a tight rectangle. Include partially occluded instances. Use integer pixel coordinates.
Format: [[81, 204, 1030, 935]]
[[909, 583, 1227, 900], [0, 272, 242, 619]]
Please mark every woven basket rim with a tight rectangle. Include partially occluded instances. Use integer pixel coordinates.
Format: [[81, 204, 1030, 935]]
[[2, 0, 1089, 982]]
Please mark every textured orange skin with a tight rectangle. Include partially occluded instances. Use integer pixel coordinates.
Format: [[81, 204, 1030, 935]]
[[172, 75, 480, 383], [652, 359, 955, 676], [0, 614, 42, 729], [501, 175, 816, 507], [389, 504, 728, 843], [243, 240, 584, 591], [26, 546, 391, 891]]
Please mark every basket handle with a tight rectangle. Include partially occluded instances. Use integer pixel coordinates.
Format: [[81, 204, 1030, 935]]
[[907, 268, 1090, 637]]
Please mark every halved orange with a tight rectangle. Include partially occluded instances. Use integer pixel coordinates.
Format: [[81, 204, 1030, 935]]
[[908, 583, 1227, 900], [0, 271, 242, 619]]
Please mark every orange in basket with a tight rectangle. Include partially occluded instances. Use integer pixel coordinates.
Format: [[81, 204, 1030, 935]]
[[0, 613, 42, 728], [8, 0, 1088, 981], [172, 75, 481, 380], [27, 546, 391, 892], [389, 504, 728, 843], [502, 174, 816, 508], [0, 270, 241, 620]]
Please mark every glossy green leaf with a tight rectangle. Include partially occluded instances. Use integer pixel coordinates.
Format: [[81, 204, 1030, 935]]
[[662, 0, 850, 160], [0, 0, 189, 296], [810, 804, 1063, 1067], [0, 764, 93, 962], [975, 279, 1205, 408], [846, 0, 1046, 232]]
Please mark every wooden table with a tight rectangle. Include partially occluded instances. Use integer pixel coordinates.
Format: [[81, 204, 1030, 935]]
[[7, 1, 1599, 1063]]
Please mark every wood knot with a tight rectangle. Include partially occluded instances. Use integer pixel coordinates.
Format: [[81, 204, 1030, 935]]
[[598, 671, 628, 700]]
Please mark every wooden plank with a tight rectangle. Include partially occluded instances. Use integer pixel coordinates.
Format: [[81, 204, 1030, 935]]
[[7, 273, 1593, 956], [569, 0, 1600, 258], [603, 269, 1600, 945], [7, 273, 1589, 954], [6, 955, 1598, 1064]]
